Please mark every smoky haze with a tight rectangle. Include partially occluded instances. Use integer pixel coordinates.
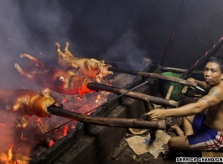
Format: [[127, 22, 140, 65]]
[[1, 0, 175, 88]]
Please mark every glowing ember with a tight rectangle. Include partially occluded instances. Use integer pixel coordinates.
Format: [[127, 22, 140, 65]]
[[63, 125, 69, 136], [48, 140, 54, 148]]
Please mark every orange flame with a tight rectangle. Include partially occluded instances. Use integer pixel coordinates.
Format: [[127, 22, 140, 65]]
[[63, 125, 69, 136], [49, 140, 54, 148]]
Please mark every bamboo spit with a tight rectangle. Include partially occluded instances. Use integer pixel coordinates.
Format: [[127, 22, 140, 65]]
[[47, 105, 166, 130], [157, 65, 203, 75], [87, 82, 178, 107], [109, 67, 197, 87]]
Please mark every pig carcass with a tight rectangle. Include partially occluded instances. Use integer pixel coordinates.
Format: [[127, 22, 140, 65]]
[[14, 54, 94, 97], [55, 42, 113, 82], [0, 88, 58, 128]]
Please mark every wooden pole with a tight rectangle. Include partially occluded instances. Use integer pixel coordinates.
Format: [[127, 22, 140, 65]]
[[47, 105, 166, 129], [87, 83, 178, 107], [109, 67, 197, 87], [157, 65, 203, 75], [143, 101, 156, 142]]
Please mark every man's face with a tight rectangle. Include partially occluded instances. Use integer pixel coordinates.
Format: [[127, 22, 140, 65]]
[[204, 62, 223, 86]]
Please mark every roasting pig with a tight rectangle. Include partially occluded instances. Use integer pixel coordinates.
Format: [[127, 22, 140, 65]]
[[55, 42, 113, 82], [0, 88, 58, 129], [14, 54, 94, 97]]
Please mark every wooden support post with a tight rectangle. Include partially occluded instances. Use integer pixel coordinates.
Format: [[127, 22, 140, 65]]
[[165, 85, 174, 100], [143, 100, 156, 141]]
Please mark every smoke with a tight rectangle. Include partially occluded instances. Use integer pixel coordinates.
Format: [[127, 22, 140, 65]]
[[0, 0, 73, 87], [0, 1, 153, 156], [105, 29, 148, 69]]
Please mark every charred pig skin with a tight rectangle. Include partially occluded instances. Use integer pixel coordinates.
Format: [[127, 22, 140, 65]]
[[55, 42, 113, 82], [0, 88, 57, 129], [14, 54, 94, 96]]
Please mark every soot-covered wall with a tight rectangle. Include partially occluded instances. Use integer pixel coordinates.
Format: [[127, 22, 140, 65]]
[[0, 0, 223, 87]]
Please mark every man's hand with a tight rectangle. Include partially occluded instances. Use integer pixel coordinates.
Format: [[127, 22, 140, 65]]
[[146, 109, 166, 120]]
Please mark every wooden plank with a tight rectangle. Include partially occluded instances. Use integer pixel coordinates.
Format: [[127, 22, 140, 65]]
[[202, 151, 223, 157]]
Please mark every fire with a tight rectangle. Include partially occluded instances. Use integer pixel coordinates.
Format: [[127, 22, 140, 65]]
[[95, 94, 101, 103], [62, 98, 67, 103], [8, 147, 12, 161], [48, 140, 54, 148], [0, 147, 31, 164], [63, 125, 69, 136]]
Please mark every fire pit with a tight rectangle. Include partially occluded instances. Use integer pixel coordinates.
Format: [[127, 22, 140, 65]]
[[0, 57, 179, 164], [28, 63, 161, 164]]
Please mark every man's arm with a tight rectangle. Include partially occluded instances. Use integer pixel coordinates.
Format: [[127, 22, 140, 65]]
[[187, 77, 210, 90], [146, 86, 223, 120]]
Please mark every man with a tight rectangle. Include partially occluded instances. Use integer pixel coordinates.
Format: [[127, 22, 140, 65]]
[[146, 56, 223, 151]]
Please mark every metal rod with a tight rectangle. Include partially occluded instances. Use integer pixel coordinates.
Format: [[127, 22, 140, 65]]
[[47, 105, 166, 130]]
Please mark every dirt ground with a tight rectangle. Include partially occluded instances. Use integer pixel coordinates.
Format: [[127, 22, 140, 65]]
[[104, 116, 201, 164]]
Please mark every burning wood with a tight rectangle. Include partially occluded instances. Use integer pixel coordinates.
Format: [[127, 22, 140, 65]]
[[0, 87, 58, 128], [55, 42, 113, 82]]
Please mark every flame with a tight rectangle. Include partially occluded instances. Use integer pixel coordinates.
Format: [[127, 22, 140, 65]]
[[48, 140, 54, 148], [95, 94, 101, 103], [63, 125, 69, 136], [0, 146, 31, 163], [62, 98, 67, 103], [8, 146, 12, 161]]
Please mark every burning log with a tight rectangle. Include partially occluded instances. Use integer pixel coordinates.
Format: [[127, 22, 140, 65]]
[[87, 82, 178, 107], [47, 105, 166, 130]]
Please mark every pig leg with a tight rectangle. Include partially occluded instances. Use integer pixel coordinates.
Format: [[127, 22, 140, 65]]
[[64, 41, 74, 57], [20, 54, 45, 69], [55, 42, 73, 58], [14, 63, 34, 82], [55, 42, 65, 57]]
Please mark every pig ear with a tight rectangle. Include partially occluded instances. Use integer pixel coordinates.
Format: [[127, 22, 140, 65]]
[[96, 75, 102, 83], [41, 88, 50, 96], [101, 60, 105, 64]]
